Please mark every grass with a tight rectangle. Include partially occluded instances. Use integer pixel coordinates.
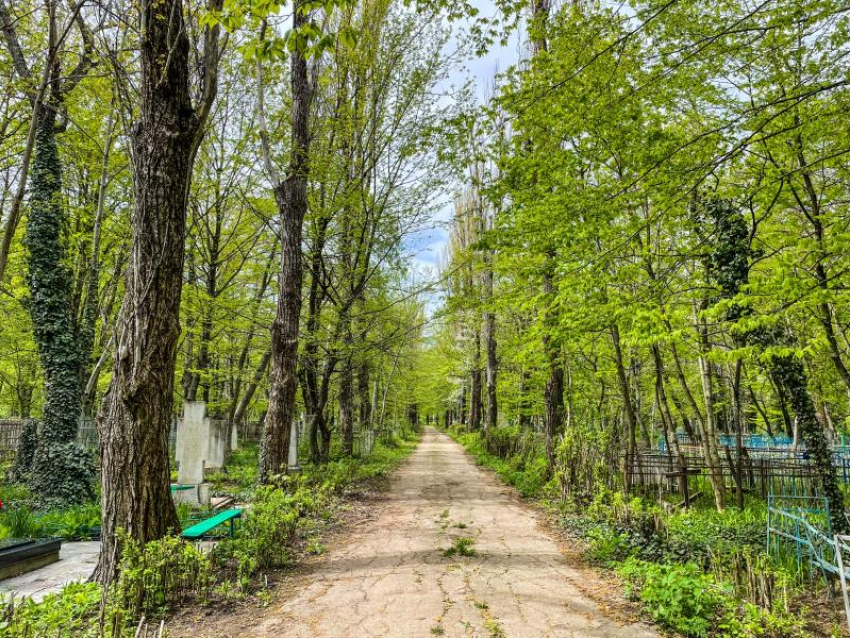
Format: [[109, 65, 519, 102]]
[[443, 536, 476, 557]]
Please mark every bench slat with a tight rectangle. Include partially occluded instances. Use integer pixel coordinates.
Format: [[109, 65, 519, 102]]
[[181, 509, 241, 539]]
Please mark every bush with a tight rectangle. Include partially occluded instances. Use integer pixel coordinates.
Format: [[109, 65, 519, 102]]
[[665, 504, 766, 567], [617, 557, 809, 638], [110, 532, 213, 623], [0, 505, 41, 538], [215, 485, 321, 586], [619, 558, 722, 637], [38, 502, 101, 540], [0, 582, 102, 637]]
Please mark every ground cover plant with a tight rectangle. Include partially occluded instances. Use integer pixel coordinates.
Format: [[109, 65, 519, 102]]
[[0, 432, 419, 636], [445, 425, 833, 637]]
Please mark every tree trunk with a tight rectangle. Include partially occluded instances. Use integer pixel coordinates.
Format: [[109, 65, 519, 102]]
[[339, 346, 354, 456], [469, 327, 482, 431], [611, 323, 638, 495], [542, 269, 564, 469], [652, 345, 687, 493], [694, 304, 727, 511], [483, 267, 497, 432], [231, 348, 271, 427], [26, 111, 93, 502], [771, 350, 846, 532], [96, 0, 204, 585], [358, 358, 371, 433], [259, 1, 312, 481]]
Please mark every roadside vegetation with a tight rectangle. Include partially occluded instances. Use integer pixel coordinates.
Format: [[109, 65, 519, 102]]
[[446, 426, 841, 637], [0, 432, 419, 636]]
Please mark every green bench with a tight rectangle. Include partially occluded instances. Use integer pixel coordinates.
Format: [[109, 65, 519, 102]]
[[170, 484, 195, 492], [181, 509, 242, 540]]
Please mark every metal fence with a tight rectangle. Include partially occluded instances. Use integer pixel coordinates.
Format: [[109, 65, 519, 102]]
[[626, 448, 849, 501], [0, 419, 23, 458]]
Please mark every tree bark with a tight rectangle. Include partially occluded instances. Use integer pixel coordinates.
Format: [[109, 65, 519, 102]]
[[231, 348, 271, 427], [469, 327, 482, 431], [542, 270, 564, 469], [694, 304, 727, 511], [483, 258, 497, 432], [611, 323, 638, 495], [358, 357, 371, 433], [96, 0, 220, 585], [339, 351, 354, 456], [259, 1, 312, 480]]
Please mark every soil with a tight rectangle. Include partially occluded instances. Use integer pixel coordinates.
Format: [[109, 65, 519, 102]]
[[166, 428, 659, 638]]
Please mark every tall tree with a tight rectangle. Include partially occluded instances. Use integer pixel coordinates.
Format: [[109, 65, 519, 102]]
[[258, 2, 314, 481], [96, 0, 222, 584], [1, 0, 96, 501]]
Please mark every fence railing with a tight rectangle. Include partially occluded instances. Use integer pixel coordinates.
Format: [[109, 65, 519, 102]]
[[766, 495, 850, 633], [625, 448, 850, 501]]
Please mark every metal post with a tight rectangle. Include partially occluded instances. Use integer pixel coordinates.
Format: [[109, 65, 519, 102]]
[[834, 535, 850, 635]]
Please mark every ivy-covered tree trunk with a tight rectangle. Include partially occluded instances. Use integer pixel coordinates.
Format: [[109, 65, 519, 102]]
[[772, 355, 847, 531], [26, 114, 93, 503], [2, 0, 96, 503], [95, 0, 202, 585], [703, 197, 844, 530]]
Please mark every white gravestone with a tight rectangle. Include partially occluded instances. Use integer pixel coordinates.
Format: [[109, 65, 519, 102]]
[[230, 423, 239, 451], [177, 401, 208, 485], [206, 419, 227, 469], [288, 419, 300, 471]]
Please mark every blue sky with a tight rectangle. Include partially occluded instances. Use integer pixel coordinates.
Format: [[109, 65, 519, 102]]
[[405, 2, 523, 294]]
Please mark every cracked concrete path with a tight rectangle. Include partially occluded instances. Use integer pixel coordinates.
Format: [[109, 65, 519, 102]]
[[242, 428, 656, 638]]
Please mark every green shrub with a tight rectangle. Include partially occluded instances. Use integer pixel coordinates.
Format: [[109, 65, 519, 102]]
[[665, 504, 766, 566], [618, 558, 808, 637], [0, 582, 102, 637], [38, 502, 101, 539], [619, 558, 722, 637], [217, 486, 309, 579], [0, 505, 42, 538], [110, 532, 214, 624]]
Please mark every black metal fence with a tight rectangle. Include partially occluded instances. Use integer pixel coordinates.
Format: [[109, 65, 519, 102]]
[[626, 447, 850, 502]]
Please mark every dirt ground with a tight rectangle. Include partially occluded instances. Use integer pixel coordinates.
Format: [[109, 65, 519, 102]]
[[168, 428, 658, 638]]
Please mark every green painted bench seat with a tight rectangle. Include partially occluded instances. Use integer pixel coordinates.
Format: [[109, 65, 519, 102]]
[[181, 509, 241, 540], [170, 484, 195, 492]]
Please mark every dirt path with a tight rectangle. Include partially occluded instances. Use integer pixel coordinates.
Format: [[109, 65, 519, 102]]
[[183, 429, 657, 637]]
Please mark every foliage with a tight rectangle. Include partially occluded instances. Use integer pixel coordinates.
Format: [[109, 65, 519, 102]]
[[0, 501, 100, 541], [110, 532, 214, 624], [29, 442, 95, 507], [0, 505, 39, 539], [618, 558, 809, 638], [0, 582, 103, 638], [37, 502, 101, 540], [619, 558, 722, 637]]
